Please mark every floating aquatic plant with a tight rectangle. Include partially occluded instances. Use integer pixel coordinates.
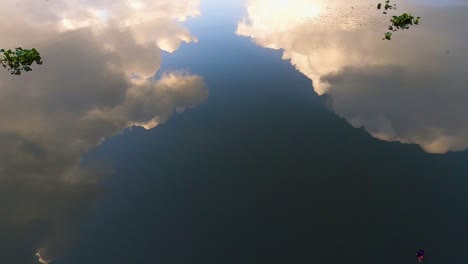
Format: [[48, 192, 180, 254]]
[[391, 13, 419, 30], [377, 0, 397, 14], [383, 32, 393, 40], [0, 47, 43, 75], [376, 0, 421, 40]]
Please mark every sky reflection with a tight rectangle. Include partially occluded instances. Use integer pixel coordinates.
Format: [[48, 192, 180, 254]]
[[237, 0, 468, 153], [0, 0, 467, 263], [0, 0, 206, 262]]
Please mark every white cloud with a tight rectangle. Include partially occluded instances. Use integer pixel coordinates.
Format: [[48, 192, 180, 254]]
[[0, 0, 207, 262], [237, 0, 468, 153]]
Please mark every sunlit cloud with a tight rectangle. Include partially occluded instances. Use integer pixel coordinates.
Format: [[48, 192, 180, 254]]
[[237, 0, 468, 153], [0, 0, 206, 262], [36, 251, 52, 264]]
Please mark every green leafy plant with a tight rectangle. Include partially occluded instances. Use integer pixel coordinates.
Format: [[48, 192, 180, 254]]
[[376, 0, 420, 40], [0, 47, 43, 75], [390, 13, 419, 30], [377, 0, 397, 14], [383, 32, 393, 40]]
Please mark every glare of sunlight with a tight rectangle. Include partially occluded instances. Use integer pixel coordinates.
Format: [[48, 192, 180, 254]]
[[125, 0, 146, 10], [245, 0, 323, 32], [265, 0, 322, 19]]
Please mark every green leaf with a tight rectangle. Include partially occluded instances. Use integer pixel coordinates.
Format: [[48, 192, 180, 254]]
[[0, 47, 43, 75], [384, 32, 392, 40]]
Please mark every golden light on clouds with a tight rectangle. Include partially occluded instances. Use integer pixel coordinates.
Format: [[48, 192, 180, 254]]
[[0, 0, 207, 262], [246, 0, 323, 30], [237, 0, 468, 153], [36, 251, 52, 264], [125, 0, 146, 10]]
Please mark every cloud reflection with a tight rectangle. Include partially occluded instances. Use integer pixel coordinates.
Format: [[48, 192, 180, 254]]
[[237, 0, 468, 153], [0, 0, 207, 262]]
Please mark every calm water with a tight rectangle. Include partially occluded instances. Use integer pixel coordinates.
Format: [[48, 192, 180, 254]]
[[0, 0, 467, 263]]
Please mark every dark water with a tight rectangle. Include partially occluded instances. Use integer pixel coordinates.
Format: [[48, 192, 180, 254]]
[[0, 1, 467, 264], [60, 3, 467, 264]]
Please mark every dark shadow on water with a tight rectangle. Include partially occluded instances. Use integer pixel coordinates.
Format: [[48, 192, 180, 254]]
[[61, 12, 468, 264]]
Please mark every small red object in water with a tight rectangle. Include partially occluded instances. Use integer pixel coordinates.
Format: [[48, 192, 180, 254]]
[[416, 249, 425, 263]]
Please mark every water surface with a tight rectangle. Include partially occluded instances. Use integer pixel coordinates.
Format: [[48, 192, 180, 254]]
[[0, 0, 466, 263]]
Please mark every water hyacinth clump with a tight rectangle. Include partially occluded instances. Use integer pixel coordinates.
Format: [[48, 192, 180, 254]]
[[391, 13, 420, 30], [376, 0, 421, 40], [377, 0, 397, 14], [0, 47, 43, 75], [383, 32, 393, 40]]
